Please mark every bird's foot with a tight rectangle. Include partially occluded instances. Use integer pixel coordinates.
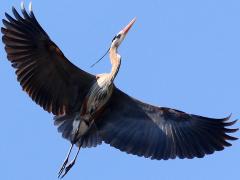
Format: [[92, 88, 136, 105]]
[[58, 157, 69, 178], [59, 159, 76, 179]]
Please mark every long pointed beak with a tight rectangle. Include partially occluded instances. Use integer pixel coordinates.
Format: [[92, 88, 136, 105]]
[[122, 17, 136, 35]]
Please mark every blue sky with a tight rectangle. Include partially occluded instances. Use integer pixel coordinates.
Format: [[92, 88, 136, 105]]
[[0, 0, 239, 180]]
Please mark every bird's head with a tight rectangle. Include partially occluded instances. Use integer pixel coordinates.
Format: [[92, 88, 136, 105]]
[[111, 17, 136, 48], [90, 18, 136, 67]]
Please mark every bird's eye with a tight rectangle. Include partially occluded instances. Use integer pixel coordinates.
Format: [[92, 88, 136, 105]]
[[112, 34, 121, 42], [116, 34, 121, 39]]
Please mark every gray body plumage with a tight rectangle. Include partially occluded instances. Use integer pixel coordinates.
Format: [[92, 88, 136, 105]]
[[54, 75, 114, 148]]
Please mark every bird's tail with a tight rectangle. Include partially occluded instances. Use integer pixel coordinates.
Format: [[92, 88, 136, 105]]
[[53, 114, 102, 148]]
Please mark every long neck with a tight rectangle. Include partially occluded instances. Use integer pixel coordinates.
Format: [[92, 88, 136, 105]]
[[109, 46, 121, 82]]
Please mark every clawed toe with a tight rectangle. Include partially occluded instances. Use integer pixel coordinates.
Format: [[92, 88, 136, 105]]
[[58, 158, 69, 178], [60, 160, 76, 179]]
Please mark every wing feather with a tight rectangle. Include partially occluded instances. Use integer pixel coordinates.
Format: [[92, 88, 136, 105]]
[[96, 88, 238, 160], [2, 5, 96, 115]]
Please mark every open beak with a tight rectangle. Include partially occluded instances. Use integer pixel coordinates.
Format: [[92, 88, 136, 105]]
[[122, 17, 136, 35]]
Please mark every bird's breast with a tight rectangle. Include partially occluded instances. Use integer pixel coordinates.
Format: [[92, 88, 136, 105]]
[[73, 79, 114, 138], [81, 77, 114, 119]]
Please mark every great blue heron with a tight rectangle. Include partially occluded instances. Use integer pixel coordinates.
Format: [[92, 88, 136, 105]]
[[1, 2, 238, 178]]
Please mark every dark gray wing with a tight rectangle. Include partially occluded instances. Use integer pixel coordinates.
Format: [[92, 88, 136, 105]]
[[1, 5, 95, 115], [96, 88, 238, 160]]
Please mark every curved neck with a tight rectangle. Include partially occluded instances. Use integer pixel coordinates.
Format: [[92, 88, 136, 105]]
[[109, 46, 121, 82]]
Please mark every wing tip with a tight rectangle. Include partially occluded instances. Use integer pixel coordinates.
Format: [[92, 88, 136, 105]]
[[223, 116, 238, 135], [1, 27, 6, 34], [2, 19, 9, 28], [12, 6, 18, 14], [225, 134, 238, 141], [223, 115, 238, 142], [225, 119, 238, 126], [226, 127, 239, 133], [223, 113, 232, 121], [4, 12, 9, 19]]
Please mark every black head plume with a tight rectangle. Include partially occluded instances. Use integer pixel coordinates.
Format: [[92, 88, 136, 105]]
[[90, 48, 110, 68]]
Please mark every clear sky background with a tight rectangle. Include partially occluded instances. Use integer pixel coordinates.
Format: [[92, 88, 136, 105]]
[[0, 1, 239, 180]]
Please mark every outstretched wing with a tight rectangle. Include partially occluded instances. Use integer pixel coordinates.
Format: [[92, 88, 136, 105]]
[[1, 4, 96, 115], [96, 88, 238, 160]]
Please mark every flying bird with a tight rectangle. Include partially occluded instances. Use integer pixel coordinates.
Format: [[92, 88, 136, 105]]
[[1, 2, 238, 178]]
